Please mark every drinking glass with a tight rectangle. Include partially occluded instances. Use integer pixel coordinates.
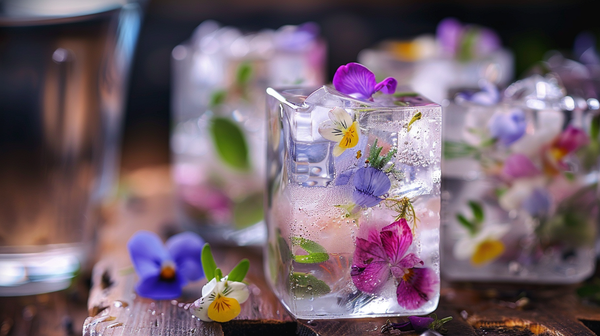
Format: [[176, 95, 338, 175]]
[[265, 85, 442, 319], [0, 0, 142, 295]]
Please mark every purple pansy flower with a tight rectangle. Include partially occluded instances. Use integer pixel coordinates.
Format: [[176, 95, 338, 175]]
[[502, 154, 540, 179], [437, 17, 463, 56], [522, 188, 552, 217], [488, 108, 527, 146], [128, 231, 205, 300], [553, 125, 589, 155], [456, 80, 500, 106], [352, 167, 391, 207], [351, 219, 438, 310], [333, 63, 397, 100]]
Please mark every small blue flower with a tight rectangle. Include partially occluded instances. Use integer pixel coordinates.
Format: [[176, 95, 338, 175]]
[[352, 167, 391, 207], [128, 231, 205, 300], [488, 108, 526, 146], [522, 188, 551, 217]]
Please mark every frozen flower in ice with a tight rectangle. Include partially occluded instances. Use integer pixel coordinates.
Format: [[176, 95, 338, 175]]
[[437, 17, 463, 56], [191, 244, 250, 323], [319, 107, 360, 156], [351, 219, 438, 309], [454, 225, 509, 266], [128, 231, 205, 300], [352, 167, 391, 208], [488, 108, 526, 146], [456, 80, 500, 106], [544, 126, 589, 174], [522, 188, 552, 218], [498, 176, 545, 212], [192, 277, 250, 323], [502, 154, 540, 180], [332, 62, 397, 100], [437, 17, 501, 60]]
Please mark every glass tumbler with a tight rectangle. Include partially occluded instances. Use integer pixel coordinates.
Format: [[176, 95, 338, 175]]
[[265, 85, 442, 319], [441, 74, 599, 283], [0, 0, 142, 296]]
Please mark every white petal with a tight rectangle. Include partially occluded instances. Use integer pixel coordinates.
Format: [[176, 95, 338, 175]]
[[318, 120, 344, 142], [224, 281, 250, 304], [328, 107, 353, 128], [453, 236, 475, 261], [332, 145, 346, 157], [479, 224, 510, 241], [202, 278, 217, 297], [191, 296, 212, 322]]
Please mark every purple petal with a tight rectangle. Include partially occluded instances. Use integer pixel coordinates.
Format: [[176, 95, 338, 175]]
[[335, 169, 355, 186], [488, 108, 526, 145], [554, 126, 589, 154], [522, 188, 552, 217], [408, 316, 434, 333], [351, 237, 389, 293], [166, 232, 205, 282], [333, 63, 377, 100], [135, 273, 186, 300], [458, 80, 500, 105], [502, 154, 540, 179], [352, 167, 391, 207], [380, 219, 413, 266], [437, 18, 463, 56], [391, 253, 423, 279], [475, 27, 501, 56], [128, 231, 169, 280], [374, 77, 397, 95], [396, 267, 438, 310]]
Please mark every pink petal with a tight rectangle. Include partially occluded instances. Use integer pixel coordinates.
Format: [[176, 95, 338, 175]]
[[380, 219, 413, 265], [374, 77, 397, 95], [396, 267, 438, 310], [390, 253, 423, 279], [350, 261, 390, 294], [333, 63, 377, 100], [352, 237, 387, 266], [554, 126, 589, 153], [502, 154, 540, 179]]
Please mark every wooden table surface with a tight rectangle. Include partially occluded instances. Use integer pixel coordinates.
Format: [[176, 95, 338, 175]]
[[3, 165, 600, 336]]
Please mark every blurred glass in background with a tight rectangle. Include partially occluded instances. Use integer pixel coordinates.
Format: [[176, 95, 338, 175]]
[[0, 0, 143, 295]]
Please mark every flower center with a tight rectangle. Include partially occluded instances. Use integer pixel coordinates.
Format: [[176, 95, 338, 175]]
[[340, 121, 359, 149], [207, 294, 241, 322], [159, 261, 177, 281], [402, 268, 414, 283]]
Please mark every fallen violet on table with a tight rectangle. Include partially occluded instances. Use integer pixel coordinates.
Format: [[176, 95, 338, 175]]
[[191, 244, 250, 323], [381, 314, 453, 334], [127, 230, 205, 300]]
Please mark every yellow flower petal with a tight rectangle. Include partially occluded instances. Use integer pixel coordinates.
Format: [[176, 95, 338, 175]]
[[207, 295, 241, 322], [471, 239, 504, 266], [339, 121, 359, 149]]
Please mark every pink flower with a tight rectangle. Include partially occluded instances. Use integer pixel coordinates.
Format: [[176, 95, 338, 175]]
[[502, 154, 540, 179], [553, 126, 589, 156], [350, 219, 438, 310]]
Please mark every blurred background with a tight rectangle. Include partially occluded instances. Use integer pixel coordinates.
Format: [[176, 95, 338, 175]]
[[121, 0, 600, 172]]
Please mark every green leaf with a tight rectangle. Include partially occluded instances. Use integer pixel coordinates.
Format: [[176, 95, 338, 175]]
[[233, 192, 264, 229], [291, 272, 331, 299], [278, 233, 292, 264], [291, 237, 329, 264], [406, 111, 422, 133], [393, 92, 419, 97], [457, 26, 478, 62], [201, 244, 217, 281], [443, 141, 478, 159], [469, 201, 485, 224], [209, 90, 227, 108], [228, 259, 250, 282], [591, 114, 600, 140], [456, 214, 475, 233], [236, 62, 253, 86], [215, 268, 223, 281], [210, 117, 250, 171]]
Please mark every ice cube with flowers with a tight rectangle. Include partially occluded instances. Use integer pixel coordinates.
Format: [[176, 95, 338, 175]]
[[265, 63, 442, 319], [442, 73, 600, 283]]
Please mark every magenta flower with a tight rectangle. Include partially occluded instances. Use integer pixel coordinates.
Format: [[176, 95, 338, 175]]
[[128, 231, 205, 300], [351, 219, 438, 310], [333, 63, 397, 100], [488, 108, 526, 146], [553, 126, 589, 155], [352, 167, 391, 207], [502, 154, 540, 179]]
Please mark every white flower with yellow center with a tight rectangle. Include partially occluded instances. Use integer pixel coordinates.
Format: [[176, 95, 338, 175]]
[[319, 107, 360, 157], [453, 225, 509, 266], [192, 277, 249, 323]]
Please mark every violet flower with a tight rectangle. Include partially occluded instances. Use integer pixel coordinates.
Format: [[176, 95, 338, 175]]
[[553, 125, 589, 156], [352, 167, 391, 207], [333, 63, 397, 100], [382, 315, 453, 334], [488, 108, 526, 146], [502, 154, 540, 179], [522, 188, 552, 218], [437, 17, 463, 56], [128, 231, 205, 300], [351, 219, 438, 310], [456, 80, 500, 106]]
